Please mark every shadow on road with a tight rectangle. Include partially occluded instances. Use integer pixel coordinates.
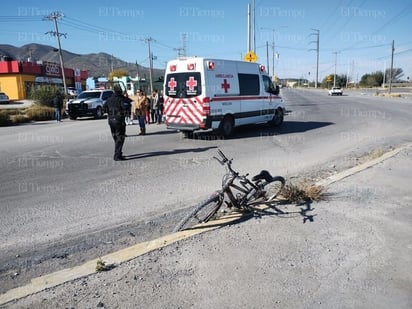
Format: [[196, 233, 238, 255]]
[[188, 121, 334, 141], [183, 200, 318, 233], [125, 146, 218, 160], [276, 121, 334, 134]]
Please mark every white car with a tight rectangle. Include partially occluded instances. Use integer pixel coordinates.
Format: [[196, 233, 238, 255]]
[[66, 89, 114, 119], [0, 91, 9, 103], [328, 87, 343, 96], [67, 87, 81, 97]]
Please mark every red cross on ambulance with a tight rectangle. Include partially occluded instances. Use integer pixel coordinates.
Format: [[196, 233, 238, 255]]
[[186, 76, 197, 91], [168, 77, 177, 91], [221, 79, 230, 93]]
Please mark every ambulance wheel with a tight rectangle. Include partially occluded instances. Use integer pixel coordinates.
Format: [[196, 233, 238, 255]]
[[268, 108, 284, 127], [219, 116, 234, 137]]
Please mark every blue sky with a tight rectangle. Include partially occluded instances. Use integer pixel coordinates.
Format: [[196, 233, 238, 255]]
[[1, 0, 411, 81]]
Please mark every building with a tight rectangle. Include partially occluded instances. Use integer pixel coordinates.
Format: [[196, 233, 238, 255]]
[[0, 59, 88, 101]]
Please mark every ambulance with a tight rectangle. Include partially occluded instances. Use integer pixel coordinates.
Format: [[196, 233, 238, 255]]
[[163, 57, 285, 138]]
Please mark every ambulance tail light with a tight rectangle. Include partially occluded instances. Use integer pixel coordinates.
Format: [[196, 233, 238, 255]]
[[259, 65, 266, 73], [202, 97, 210, 116], [169, 65, 176, 72], [207, 61, 215, 70]]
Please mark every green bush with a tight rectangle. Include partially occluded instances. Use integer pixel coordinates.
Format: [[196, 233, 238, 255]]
[[0, 110, 12, 126], [25, 105, 55, 121], [30, 85, 61, 107]]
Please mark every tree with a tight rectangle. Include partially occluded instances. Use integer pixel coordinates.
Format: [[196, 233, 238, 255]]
[[108, 69, 129, 80], [359, 71, 383, 87], [385, 68, 404, 83]]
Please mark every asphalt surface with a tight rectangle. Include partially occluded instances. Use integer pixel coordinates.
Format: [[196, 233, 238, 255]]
[[1, 142, 411, 308], [1, 89, 411, 308]]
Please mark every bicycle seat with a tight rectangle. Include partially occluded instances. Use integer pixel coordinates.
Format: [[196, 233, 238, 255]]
[[252, 170, 273, 182]]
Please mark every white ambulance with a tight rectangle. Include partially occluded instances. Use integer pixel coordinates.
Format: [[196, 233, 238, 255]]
[[163, 57, 285, 138]]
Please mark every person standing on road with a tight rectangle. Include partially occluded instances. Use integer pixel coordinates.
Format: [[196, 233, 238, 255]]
[[158, 90, 164, 123], [133, 89, 149, 135], [152, 89, 161, 124], [52, 90, 63, 123], [103, 85, 131, 161]]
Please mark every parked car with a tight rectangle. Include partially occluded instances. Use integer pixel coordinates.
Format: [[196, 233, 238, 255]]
[[66, 89, 114, 119], [0, 91, 10, 103], [328, 87, 343, 96]]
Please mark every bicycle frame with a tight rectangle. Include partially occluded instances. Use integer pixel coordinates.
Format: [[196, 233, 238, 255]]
[[214, 151, 264, 210], [173, 149, 284, 232]]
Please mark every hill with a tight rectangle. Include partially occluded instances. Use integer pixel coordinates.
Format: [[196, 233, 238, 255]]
[[0, 43, 163, 79]]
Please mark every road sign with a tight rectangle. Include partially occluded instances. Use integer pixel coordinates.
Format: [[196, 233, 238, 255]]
[[244, 51, 258, 62]]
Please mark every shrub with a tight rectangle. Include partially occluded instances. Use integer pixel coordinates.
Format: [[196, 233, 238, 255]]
[[11, 114, 30, 124], [281, 180, 327, 203], [30, 85, 61, 107], [0, 110, 11, 126], [25, 105, 55, 121]]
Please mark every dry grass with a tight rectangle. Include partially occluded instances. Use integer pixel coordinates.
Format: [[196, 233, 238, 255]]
[[10, 114, 30, 124], [281, 180, 327, 203], [25, 105, 54, 121]]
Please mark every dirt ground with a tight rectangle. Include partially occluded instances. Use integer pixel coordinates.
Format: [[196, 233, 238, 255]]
[[1, 144, 412, 309]]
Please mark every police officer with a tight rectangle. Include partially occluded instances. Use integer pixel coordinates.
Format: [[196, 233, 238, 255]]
[[103, 85, 132, 161]]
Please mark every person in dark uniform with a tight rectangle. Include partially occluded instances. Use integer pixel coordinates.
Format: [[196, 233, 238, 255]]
[[52, 90, 63, 122], [103, 85, 132, 161]]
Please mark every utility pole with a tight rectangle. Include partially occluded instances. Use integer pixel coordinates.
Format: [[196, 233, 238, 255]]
[[389, 40, 395, 94], [142, 37, 155, 93], [44, 11, 67, 95], [271, 33, 275, 79], [174, 33, 187, 57], [309, 29, 320, 88], [253, 0, 256, 54], [333, 51, 340, 87], [247, 3, 251, 52], [266, 41, 270, 75]]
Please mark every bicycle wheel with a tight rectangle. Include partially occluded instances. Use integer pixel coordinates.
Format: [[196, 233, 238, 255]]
[[173, 192, 223, 232], [262, 176, 285, 202]]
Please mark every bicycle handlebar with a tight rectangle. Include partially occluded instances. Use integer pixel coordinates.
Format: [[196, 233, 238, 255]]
[[214, 149, 231, 165]]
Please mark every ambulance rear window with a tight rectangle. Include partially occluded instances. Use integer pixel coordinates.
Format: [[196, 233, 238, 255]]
[[165, 73, 201, 98]]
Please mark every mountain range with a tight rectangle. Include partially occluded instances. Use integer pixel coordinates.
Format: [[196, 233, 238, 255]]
[[0, 43, 163, 79]]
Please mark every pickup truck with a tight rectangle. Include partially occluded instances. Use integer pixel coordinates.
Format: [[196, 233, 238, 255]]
[[328, 87, 343, 96], [66, 89, 114, 119]]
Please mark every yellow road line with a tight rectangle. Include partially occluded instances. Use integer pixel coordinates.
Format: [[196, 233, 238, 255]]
[[0, 212, 243, 305]]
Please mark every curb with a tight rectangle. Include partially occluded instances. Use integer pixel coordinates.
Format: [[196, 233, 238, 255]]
[[0, 212, 243, 305], [1, 142, 410, 305]]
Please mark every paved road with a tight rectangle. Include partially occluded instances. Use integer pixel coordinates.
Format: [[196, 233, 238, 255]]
[[1, 89, 411, 307]]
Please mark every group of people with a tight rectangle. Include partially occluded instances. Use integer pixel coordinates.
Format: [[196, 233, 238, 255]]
[[103, 85, 165, 161], [128, 89, 164, 134]]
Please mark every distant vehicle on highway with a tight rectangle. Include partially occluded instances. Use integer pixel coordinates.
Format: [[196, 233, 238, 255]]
[[328, 87, 343, 96], [0, 91, 10, 103]]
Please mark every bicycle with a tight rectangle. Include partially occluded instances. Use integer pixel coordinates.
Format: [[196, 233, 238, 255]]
[[173, 149, 285, 232]]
